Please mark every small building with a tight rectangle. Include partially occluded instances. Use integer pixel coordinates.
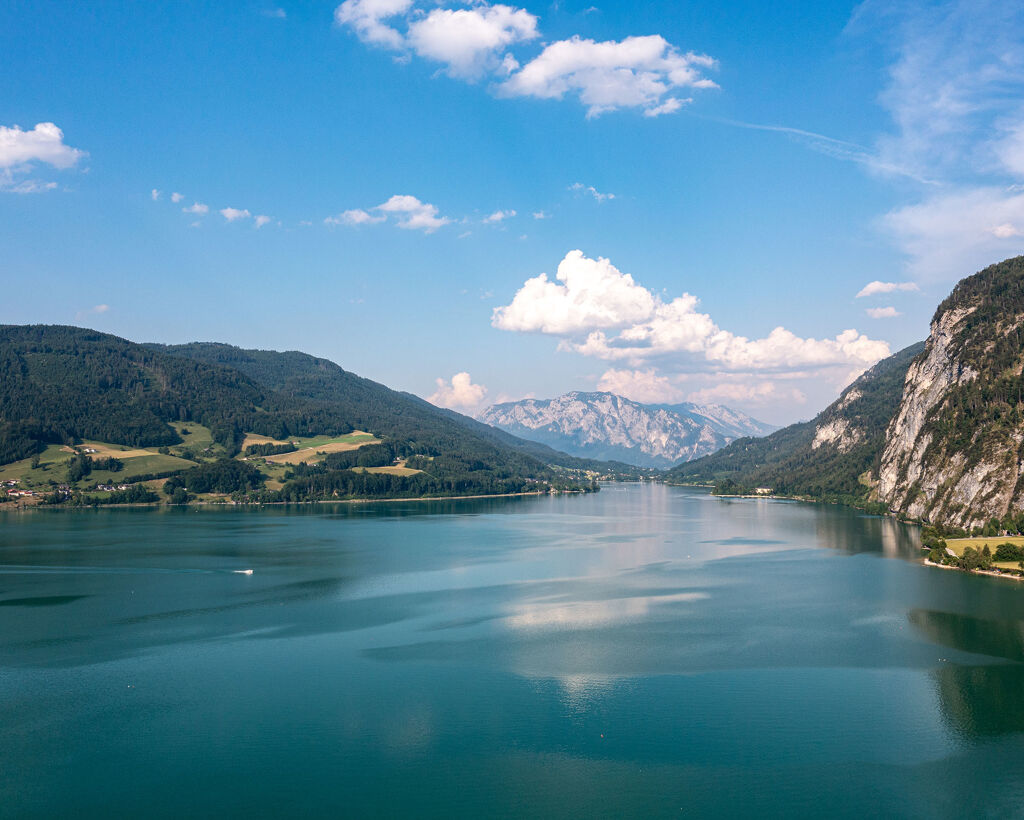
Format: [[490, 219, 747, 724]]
[[754, 487, 773, 495]]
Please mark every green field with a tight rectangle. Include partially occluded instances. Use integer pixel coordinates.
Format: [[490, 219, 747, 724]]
[[945, 536, 1024, 556], [168, 422, 219, 456], [0, 441, 197, 491]]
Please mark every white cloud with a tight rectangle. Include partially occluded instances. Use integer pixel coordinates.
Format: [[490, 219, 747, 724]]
[[0, 122, 84, 170], [428, 371, 488, 411], [376, 194, 451, 232], [686, 380, 806, 407], [855, 280, 919, 298], [254, 215, 272, 228], [484, 208, 516, 223], [494, 250, 890, 373], [0, 122, 85, 193], [334, 0, 412, 49], [532, 210, 548, 219], [151, 189, 161, 201], [262, 7, 287, 18], [334, 4, 717, 119], [854, 1, 1024, 186], [3, 179, 58, 194], [75, 304, 110, 321], [407, 4, 538, 79], [500, 34, 717, 117], [568, 182, 614, 202], [171, 192, 184, 203], [990, 222, 1021, 239], [866, 306, 901, 319], [493, 249, 655, 334], [220, 207, 251, 222], [325, 208, 386, 226], [597, 368, 684, 403], [883, 187, 1024, 282], [183, 202, 208, 214]]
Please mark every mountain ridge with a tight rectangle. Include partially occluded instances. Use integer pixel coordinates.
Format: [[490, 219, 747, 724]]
[[479, 390, 775, 468]]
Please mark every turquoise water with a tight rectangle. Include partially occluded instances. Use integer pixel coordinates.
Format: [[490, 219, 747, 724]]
[[3, 484, 1024, 818]]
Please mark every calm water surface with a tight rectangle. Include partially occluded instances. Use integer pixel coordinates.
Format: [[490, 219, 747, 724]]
[[3, 484, 1024, 818]]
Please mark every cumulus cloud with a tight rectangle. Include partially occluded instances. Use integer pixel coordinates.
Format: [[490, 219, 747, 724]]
[[171, 192, 184, 203], [428, 371, 488, 411], [254, 215, 272, 228], [334, 0, 412, 49], [500, 35, 717, 117], [855, 280, 919, 298], [597, 368, 684, 403], [407, 4, 538, 79], [333, 2, 716, 118], [568, 182, 614, 202], [376, 194, 451, 232], [494, 250, 890, 373], [183, 202, 208, 214], [0, 122, 84, 170], [493, 249, 655, 334], [220, 207, 251, 222], [151, 189, 161, 201], [532, 210, 548, 219], [866, 306, 901, 319], [0, 122, 85, 193], [484, 208, 516, 223]]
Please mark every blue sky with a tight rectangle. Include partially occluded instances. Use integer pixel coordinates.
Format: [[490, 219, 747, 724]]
[[3, 0, 1024, 424]]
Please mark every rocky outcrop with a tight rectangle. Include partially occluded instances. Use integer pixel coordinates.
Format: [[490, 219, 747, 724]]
[[478, 392, 774, 468], [878, 256, 1024, 527]]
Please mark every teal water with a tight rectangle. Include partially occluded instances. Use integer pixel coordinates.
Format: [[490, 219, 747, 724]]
[[3, 484, 1024, 818]]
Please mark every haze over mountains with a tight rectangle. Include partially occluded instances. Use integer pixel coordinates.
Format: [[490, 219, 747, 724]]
[[479, 392, 775, 468]]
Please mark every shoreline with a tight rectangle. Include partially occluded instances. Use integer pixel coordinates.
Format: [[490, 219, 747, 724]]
[[923, 558, 1024, 582], [0, 489, 573, 512]]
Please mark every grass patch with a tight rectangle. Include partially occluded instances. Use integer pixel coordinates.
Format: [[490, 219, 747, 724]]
[[262, 432, 380, 465], [945, 536, 1024, 557], [353, 465, 423, 477], [169, 422, 217, 455]]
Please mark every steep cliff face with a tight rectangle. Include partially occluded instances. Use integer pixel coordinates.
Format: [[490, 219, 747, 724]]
[[879, 256, 1024, 527], [478, 392, 773, 468]]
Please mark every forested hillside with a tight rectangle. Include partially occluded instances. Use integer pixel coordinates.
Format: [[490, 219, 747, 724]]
[[0, 326, 606, 502], [666, 342, 924, 502]]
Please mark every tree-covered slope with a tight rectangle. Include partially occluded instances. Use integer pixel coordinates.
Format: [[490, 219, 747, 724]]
[[0, 326, 599, 498], [879, 256, 1024, 526], [665, 341, 924, 500], [157, 342, 646, 477]]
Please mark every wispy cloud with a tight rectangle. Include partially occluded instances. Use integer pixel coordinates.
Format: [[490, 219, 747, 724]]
[[568, 182, 615, 202]]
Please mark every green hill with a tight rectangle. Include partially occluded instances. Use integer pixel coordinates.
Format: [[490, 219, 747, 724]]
[[665, 341, 924, 503], [0, 326, 609, 501]]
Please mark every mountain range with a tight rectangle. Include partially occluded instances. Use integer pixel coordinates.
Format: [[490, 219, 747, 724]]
[[479, 392, 775, 468]]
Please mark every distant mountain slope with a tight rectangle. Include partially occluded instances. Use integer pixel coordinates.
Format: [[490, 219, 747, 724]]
[[665, 342, 925, 498], [879, 256, 1024, 527], [478, 391, 775, 468]]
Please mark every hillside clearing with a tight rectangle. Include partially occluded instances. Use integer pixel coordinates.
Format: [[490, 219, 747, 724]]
[[262, 432, 380, 465]]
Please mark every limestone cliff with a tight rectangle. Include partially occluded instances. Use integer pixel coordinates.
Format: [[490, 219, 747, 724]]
[[879, 256, 1024, 527]]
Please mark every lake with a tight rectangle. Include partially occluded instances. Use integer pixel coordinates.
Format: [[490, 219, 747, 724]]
[[3, 484, 1024, 818]]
